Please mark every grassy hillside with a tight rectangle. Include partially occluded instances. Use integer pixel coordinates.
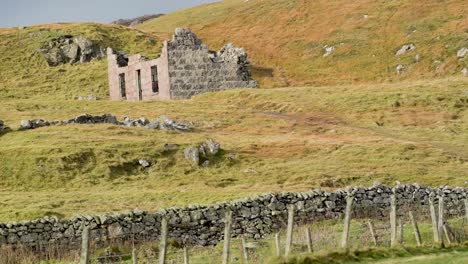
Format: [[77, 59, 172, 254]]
[[138, 0, 468, 87], [0, 6, 466, 223], [0, 23, 161, 100], [0, 78, 467, 221]]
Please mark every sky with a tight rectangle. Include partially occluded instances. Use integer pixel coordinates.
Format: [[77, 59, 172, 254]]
[[1, 0, 220, 28]]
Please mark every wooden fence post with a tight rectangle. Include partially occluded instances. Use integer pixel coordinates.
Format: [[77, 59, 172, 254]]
[[367, 221, 378, 246], [305, 227, 313, 253], [437, 193, 445, 246], [398, 218, 404, 245], [464, 198, 468, 223], [285, 206, 295, 256], [222, 210, 233, 264], [429, 194, 440, 244], [132, 246, 138, 264], [275, 232, 281, 257], [442, 225, 452, 245], [390, 193, 398, 247], [241, 236, 249, 263], [408, 211, 421, 246], [341, 194, 354, 249], [80, 227, 90, 264], [159, 217, 168, 264], [183, 246, 189, 264]]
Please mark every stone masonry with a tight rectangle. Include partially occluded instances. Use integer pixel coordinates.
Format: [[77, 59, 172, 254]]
[[0, 184, 465, 247], [107, 28, 256, 102]]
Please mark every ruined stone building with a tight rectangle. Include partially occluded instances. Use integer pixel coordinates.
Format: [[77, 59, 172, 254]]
[[107, 28, 257, 101]]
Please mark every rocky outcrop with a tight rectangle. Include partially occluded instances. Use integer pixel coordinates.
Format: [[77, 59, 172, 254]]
[[395, 44, 416, 56], [184, 139, 221, 166], [0, 184, 465, 247], [39, 35, 106, 66], [19, 119, 53, 130], [111, 14, 164, 27], [0, 120, 10, 132]]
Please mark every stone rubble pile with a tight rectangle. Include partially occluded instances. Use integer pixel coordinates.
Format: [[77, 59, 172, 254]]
[[66, 114, 118, 125], [19, 119, 54, 130], [122, 116, 191, 132], [183, 139, 221, 166], [0, 120, 10, 132], [17, 114, 191, 132], [0, 184, 465, 247]]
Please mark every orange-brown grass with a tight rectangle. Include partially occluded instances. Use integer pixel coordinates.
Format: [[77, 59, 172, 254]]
[[139, 0, 468, 87]]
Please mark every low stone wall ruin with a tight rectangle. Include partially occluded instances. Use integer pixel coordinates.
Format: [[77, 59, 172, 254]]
[[0, 184, 466, 248]]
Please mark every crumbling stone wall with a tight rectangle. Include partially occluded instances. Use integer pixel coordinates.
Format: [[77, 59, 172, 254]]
[[0, 185, 465, 247], [166, 28, 256, 99], [108, 28, 256, 101]]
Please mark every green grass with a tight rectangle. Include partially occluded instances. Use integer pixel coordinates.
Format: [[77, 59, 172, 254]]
[[138, 0, 468, 87], [0, 23, 161, 100], [0, 78, 467, 221]]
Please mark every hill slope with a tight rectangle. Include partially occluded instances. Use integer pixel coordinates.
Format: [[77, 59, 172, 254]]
[[0, 23, 162, 100], [138, 0, 468, 87]]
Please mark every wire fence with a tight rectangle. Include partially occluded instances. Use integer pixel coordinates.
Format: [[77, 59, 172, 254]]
[[1, 196, 467, 264]]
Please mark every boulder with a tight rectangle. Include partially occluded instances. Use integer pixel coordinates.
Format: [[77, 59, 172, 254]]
[[39, 35, 106, 66], [395, 44, 416, 56], [184, 147, 200, 165], [20, 119, 50, 130], [183, 139, 221, 166], [202, 139, 221, 156]]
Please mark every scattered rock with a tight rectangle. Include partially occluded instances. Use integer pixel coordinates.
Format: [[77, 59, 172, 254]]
[[138, 159, 151, 168], [123, 116, 190, 132], [158, 116, 191, 132], [396, 64, 405, 74], [20, 119, 50, 130], [76, 95, 98, 101], [323, 46, 335, 57], [13, 114, 191, 132], [164, 144, 180, 151], [244, 168, 258, 174], [0, 120, 10, 132], [183, 139, 221, 166], [363, 14, 369, 19], [183, 147, 200, 165], [457, 47, 467, 58], [202, 139, 221, 156], [68, 114, 118, 125], [201, 160, 210, 167], [395, 44, 416, 56], [39, 35, 106, 66], [462, 68, 468, 77]]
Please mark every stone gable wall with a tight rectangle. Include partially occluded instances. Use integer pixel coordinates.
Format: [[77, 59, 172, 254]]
[[166, 28, 257, 99], [0, 185, 466, 247]]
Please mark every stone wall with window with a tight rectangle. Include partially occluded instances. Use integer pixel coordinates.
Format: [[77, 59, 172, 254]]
[[107, 28, 256, 101]]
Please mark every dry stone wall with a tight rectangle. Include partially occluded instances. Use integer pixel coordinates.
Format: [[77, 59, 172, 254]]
[[0, 184, 466, 247], [166, 28, 257, 99]]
